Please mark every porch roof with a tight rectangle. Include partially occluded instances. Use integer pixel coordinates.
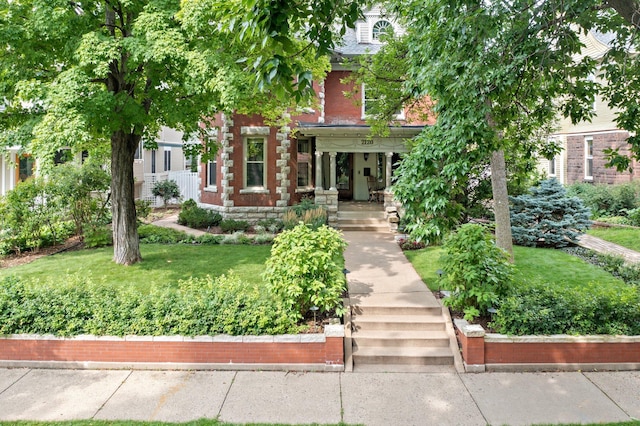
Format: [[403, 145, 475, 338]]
[[295, 124, 423, 153]]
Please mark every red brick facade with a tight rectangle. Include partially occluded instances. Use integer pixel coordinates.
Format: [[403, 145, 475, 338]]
[[0, 335, 344, 369], [565, 131, 638, 184]]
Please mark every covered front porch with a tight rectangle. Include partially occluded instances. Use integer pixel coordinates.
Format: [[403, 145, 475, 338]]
[[296, 125, 420, 227]]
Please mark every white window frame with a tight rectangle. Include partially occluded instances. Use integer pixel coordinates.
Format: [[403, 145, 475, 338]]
[[242, 137, 267, 191], [371, 19, 392, 43], [296, 138, 313, 189], [548, 157, 556, 177], [163, 147, 171, 172], [362, 84, 405, 120], [205, 157, 217, 191], [585, 137, 594, 181]]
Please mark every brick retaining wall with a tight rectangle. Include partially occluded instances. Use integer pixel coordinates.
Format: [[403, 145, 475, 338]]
[[455, 319, 640, 373], [0, 325, 344, 372]]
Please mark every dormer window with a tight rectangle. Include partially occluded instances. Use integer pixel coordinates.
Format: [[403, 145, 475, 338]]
[[372, 20, 392, 41]]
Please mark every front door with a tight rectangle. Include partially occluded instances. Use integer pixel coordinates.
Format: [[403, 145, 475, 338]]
[[336, 152, 353, 200]]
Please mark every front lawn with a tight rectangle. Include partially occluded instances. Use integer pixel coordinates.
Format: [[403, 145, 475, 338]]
[[408, 245, 625, 291], [588, 226, 640, 252], [406, 244, 640, 335], [0, 244, 272, 292]]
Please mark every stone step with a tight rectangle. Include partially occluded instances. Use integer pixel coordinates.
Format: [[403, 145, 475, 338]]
[[352, 315, 446, 332], [338, 224, 390, 232], [338, 218, 387, 225], [352, 330, 450, 348], [352, 304, 443, 316], [337, 211, 385, 220], [352, 346, 454, 366]]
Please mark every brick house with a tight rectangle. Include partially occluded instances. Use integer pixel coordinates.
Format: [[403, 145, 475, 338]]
[[543, 30, 639, 185], [198, 8, 431, 226]]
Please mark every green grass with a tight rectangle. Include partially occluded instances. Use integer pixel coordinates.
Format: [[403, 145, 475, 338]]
[[407, 245, 626, 291], [0, 244, 272, 291], [588, 226, 640, 252]]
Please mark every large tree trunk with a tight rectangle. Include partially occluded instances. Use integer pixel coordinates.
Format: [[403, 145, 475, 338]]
[[111, 130, 142, 265], [490, 149, 514, 260]]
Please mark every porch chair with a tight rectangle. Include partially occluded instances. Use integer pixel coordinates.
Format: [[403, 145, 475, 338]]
[[367, 175, 384, 203]]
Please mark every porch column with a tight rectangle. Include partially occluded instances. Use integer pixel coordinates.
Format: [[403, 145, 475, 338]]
[[315, 150, 324, 190], [385, 152, 393, 189], [329, 152, 337, 190]]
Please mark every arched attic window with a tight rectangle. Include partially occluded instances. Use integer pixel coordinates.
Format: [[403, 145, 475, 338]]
[[372, 20, 392, 42]]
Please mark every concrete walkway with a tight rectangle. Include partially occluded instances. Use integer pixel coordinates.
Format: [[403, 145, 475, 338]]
[[579, 233, 640, 263]]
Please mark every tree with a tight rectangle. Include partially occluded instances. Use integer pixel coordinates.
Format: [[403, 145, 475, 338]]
[[381, 0, 603, 257], [0, 1, 356, 265], [510, 179, 592, 248]]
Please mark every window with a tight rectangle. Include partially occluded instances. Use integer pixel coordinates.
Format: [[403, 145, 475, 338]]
[[163, 148, 171, 171], [585, 137, 594, 180], [549, 157, 556, 177], [151, 149, 156, 173], [207, 158, 217, 188], [18, 155, 35, 182], [297, 139, 312, 187], [54, 149, 71, 165], [134, 142, 143, 160], [81, 150, 89, 164], [372, 20, 392, 42], [245, 137, 266, 188], [362, 84, 405, 119]]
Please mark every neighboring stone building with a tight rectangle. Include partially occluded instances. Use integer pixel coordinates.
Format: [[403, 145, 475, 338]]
[[543, 31, 639, 185], [198, 8, 432, 226]]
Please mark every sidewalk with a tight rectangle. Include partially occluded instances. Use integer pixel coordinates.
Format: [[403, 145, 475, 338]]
[[0, 368, 638, 424]]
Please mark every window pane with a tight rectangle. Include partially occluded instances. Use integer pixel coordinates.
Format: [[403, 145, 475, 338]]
[[587, 158, 593, 177], [247, 163, 264, 187], [298, 163, 309, 186], [247, 139, 264, 161], [208, 161, 216, 186]]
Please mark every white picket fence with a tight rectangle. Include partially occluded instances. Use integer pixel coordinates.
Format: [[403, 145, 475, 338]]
[[141, 170, 199, 207]]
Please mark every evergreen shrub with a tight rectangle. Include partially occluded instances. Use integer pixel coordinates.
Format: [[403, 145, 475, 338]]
[[510, 178, 591, 248], [178, 200, 222, 229]]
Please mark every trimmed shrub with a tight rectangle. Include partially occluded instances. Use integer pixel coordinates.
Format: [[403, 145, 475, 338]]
[[84, 225, 113, 248], [178, 201, 222, 229], [493, 281, 640, 335], [151, 180, 181, 207], [510, 178, 591, 248], [440, 223, 513, 321], [0, 274, 300, 337], [220, 219, 250, 233], [264, 224, 347, 320]]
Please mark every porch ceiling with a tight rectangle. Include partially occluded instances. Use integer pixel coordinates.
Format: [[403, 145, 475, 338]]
[[296, 125, 423, 153]]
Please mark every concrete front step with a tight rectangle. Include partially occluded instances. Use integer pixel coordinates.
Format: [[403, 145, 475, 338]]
[[352, 304, 443, 316], [352, 330, 450, 348], [338, 225, 390, 232], [352, 314, 446, 332], [353, 346, 454, 366], [337, 211, 385, 220]]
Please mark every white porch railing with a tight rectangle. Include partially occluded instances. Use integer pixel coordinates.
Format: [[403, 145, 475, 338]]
[[140, 170, 199, 207]]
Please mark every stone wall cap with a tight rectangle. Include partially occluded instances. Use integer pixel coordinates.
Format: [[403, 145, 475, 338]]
[[454, 319, 485, 337], [485, 333, 640, 343], [300, 334, 326, 343], [324, 324, 345, 338]]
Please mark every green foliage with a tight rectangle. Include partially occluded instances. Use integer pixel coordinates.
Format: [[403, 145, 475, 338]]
[[563, 246, 640, 285], [256, 218, 285, 233], [0, 274, 300, 337], [84, 226, 113, 248], [567, 182, 640, 218], [440, 224, 513, 321], [510, 179, 592, 248], [152, 180, 182, 207], [135, 200, 152, 222], [138, 225, 194, 244], [220, 219, 250, 234], [263, 224, 347, 320], [178, 201, 222, 229], [493, 281, 640, 335], [0, 177, 74, 255]]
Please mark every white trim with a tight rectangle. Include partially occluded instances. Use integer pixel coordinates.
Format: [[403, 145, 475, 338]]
[[243, 136, 267, 189], [361, 84, 405, 120], [584, 136, 594, 180]]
